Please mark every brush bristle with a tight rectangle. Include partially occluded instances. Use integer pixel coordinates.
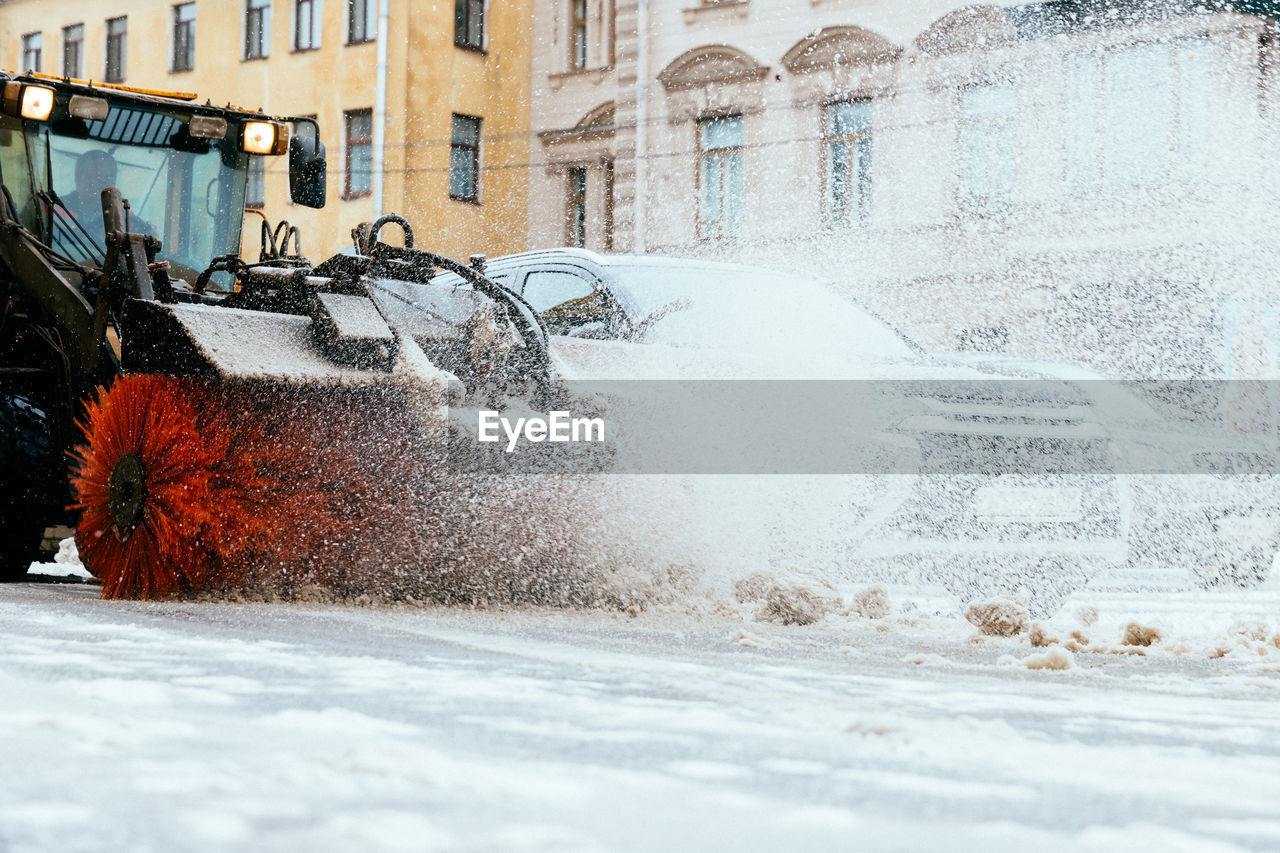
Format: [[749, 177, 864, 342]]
[[70, 375, 433, 600], [70, 375, 226, 599]]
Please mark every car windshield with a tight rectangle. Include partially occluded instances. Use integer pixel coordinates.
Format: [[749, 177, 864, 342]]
[[26, 103, 247, 283], [607, 262, 919, 361]]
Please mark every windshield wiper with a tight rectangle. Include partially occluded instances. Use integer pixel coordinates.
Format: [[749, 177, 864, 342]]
[[37, 189, 105, 267], [628, 296, 692, 343]]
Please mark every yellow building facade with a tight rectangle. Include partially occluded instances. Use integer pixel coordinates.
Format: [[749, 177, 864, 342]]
[[0, 0, 531, 260]]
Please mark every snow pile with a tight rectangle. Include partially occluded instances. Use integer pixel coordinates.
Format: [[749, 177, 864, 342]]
[[903, 652, 950, 666], [1020, 647, 1076, 671], [732, 572, 774, 604], [1121, 622, 1162, 648], [745, 570, 840, 626], [964, 597, 1029, 637], [996, 593, 1280, 666], [1000, 647, 1076, 671], [849, 586, 891, 620], [1028, 623, 1057, 647], [26, 538, 92, 580], [1229, 620, 1269, 643], [1074, 606, 1099, 627]]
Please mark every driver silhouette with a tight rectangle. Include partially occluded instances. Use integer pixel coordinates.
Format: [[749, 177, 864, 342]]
[[57, 150, 151, 239]]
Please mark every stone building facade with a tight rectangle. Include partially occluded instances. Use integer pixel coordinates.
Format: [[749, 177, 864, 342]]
[[0, 0, 534, 260], [528, 1, 1280, 378]]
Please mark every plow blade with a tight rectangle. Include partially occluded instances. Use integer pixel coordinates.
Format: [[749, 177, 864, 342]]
[[120, 298, 455, 396]]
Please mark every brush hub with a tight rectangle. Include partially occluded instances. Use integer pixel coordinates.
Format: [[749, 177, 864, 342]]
[[108, 453, 147, 532]]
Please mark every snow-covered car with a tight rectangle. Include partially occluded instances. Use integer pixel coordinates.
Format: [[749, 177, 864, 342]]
[[437, 249, 1275, 609]]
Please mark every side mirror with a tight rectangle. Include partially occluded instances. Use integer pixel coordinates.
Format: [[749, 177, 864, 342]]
[[288, 119, 326, 208]]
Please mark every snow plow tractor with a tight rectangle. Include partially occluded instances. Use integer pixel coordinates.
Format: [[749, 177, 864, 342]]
[[0, 72, 552, 597]]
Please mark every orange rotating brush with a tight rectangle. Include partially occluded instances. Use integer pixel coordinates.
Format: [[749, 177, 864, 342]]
[[70, 375, 427, 600], [70, 375, 233, 598]]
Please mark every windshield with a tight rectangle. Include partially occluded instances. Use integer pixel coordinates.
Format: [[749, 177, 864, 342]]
[[607, 263, 919, 361], [27, 104, 247, 282]]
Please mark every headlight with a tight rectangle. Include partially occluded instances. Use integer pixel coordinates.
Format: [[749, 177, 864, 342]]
[[68, 94, 109, 121], [242, 120, 281, 154], [189, 115, 227, 139], [19, 85, 55, 121]]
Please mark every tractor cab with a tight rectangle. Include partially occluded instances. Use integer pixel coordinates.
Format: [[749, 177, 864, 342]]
[[0, 72, 325, 285]]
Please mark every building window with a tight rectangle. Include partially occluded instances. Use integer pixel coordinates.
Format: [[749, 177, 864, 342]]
[[347, 0, 376, 44], [824, 100, 872, 226], [1067, 39, 1210, 193], [105, 17, 128, 83], [1066, 53, 1099, 191], [449, 114, 481, 202], [344, 109, 373, 198], [172, 4, 196, 72], [567, 168, 586, 247], [455, 0, 484, 50], [958, 83, 1014, 210], [246, 156, 265, 209], [244, 0, 271, 60], [21, 33, 42, 73], [1104, 42, 1171, 189], [62, 24, 83, 78], [697, 115, 743, 240], [295, 0, 321, 51], [571, 0, 587, 68]]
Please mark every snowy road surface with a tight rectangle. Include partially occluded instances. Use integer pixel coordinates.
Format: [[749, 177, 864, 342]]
[[2, 583, 1279, 852]]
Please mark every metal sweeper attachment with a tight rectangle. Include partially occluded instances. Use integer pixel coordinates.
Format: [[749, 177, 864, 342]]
[[0, 73, 555, 597]]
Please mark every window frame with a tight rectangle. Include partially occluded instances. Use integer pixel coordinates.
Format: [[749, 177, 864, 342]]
[[171, 3, 196, 73], [346, 0, 376, 44], [956, 82, 1015, 214], [696, 114, 744, 240], [519, 267, 613, 336], [822, 99, 873, 228], [566, 167, 587, 247], [21, 32, 42, 74], [454, 0, 485, 51], [244, 0, 272, 61], [105, 17, 127, 84], [1065, 38, 1211, 195], [62, 24, 84, 78], [343, 108, 374, 200], [449, 113, 482, 204], [294, 0, 322, 51], [570, 0, 588, 69], [246, 155, 266, 210], [1102, 42, 1174, 190]]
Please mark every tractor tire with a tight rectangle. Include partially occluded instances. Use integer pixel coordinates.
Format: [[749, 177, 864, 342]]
[[0, 392, 56, 581]]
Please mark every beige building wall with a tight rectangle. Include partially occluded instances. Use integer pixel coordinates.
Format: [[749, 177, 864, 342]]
[[0, 0, 530, 262], [529, 1, 1280, 378]]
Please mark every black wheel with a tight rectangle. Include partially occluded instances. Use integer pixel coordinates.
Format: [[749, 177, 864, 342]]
[[0, 392, 56, 581]]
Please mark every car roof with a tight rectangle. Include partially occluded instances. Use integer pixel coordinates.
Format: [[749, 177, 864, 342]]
[[481, 248, 763, 276]]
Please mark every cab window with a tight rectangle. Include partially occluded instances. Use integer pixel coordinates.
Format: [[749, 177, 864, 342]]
[[521, 269, 614, 337], [522, 270, 595, 312]]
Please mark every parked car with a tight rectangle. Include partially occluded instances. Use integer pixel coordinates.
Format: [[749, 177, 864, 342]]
[[417, 249, 1276, 608]]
